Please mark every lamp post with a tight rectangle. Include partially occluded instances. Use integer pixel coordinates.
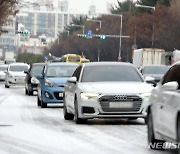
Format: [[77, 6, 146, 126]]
[[103, 14, 123, 60], [87, 19, 102, 30], [70, 24, 85, 34], [135, 4, 155, 48]]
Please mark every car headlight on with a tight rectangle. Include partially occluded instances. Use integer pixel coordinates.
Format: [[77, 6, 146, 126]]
[[45, 79, 54, 87], [140, 92, 151, 98], [81, 93, 100, 100], [31, 77, 39, 84]]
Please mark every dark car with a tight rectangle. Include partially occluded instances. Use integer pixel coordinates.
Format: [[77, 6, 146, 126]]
[[140, 65, 169, 86], [25, 63, 45, 95]]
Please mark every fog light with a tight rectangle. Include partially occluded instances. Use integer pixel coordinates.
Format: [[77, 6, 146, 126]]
[[45, 92, 50, 98]]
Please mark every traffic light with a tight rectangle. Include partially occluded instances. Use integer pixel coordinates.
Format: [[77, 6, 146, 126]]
[[77, 34, 87, 38], [17, 31, 29, 35], [94, 35, 106, 40]]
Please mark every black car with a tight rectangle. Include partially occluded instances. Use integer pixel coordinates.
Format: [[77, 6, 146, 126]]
[[25, 63, 45, 95]]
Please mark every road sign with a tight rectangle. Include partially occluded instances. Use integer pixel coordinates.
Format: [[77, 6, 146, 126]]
[[87, 30, 93, 36]]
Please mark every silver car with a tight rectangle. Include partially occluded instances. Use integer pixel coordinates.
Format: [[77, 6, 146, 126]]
[[146, 61, 180, 151], [0, 64, 8, 81], [63, 62, 153, 124], [5, 63, 29, 88]]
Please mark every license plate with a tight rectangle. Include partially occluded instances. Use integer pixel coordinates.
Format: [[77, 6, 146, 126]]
[[109, 102, 133, 108], [59, 93, 63, 97]]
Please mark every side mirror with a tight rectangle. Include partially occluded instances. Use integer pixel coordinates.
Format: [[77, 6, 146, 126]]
[[162, 81, 178, 91], [24, 70, 29, 74], [36, 74, 43, 79], [67, 77, 77, 84], [145, 76, 156, 86]]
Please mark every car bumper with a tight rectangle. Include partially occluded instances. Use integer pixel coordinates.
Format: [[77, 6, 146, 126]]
[[41, 86, 64, 104], [8, 77, 26, 85], [0, 75, 5, 81], [29, 83, 38, 91], [77, 97, 147, 119]]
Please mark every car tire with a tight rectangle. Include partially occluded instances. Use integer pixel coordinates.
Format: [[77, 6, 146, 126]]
[[147, 110, 165, 150], [28, 90, 33, 96], [41, 96, 47, 108], [63, 103, 74, 120], [25, 88, 28, 95], [5, 84, 9, 88], [37, 95, 41, 106], [74, 99, 87, 124]]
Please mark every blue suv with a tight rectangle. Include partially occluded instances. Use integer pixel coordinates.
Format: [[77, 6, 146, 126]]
[[37, 62, 78, 108]]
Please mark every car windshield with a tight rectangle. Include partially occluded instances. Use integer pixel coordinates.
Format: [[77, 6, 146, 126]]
[[81, 65, 143, 82], [143, 66, 169, 74], [46, 65, 77, 77], [9, 65, 29, 72], [31, 65, 44, 76], [0, 66, 7, 71]]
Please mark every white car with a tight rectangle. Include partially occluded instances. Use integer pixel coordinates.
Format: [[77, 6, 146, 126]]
[[63, 62, 154, 124], [146, 61, 180, 151], [5, 63, 29, 88], [0, 64, 8, 81]]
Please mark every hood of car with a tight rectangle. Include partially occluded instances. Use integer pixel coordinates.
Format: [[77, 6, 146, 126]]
[[47, 77, 69, 85], [9, 71, 26, 77], [78, 82, 153, 94]]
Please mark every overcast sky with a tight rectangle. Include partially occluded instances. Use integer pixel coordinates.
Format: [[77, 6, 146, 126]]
[[68, 0, 119, 13]]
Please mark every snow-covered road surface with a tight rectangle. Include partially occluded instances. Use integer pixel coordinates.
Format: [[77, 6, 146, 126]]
[[0, 82, 176, 154]]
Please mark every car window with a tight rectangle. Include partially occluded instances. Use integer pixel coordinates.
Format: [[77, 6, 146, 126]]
[[0, 66, 7, 71], [9, 65, 29, 72], [46, 65, 77, 78], [143, 66, 169, 74], [81, 65, 143, 82], [31, 65, 44, 76], [162, 65, 180, 89], [72, 66, 82, 81]]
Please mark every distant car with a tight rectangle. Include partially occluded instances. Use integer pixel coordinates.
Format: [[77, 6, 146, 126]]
[[140, 65, 169, 86], [0, 64, 8, 81], [146, 61, 180, 151], [37, 62, 78, 108], [63, 62, 153, 124], [5, 63, 29, 88], [25, 63, 45, 95]]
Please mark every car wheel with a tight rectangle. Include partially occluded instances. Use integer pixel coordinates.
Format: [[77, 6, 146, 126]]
[[177, 116, 180, 154], [5, 84, 9, 88], [25, 88, 28, 95], [28, 90, 33, 96], [147, 111, 164, 150], [74, 99, 87, 124], [41, 96, 47, 108], [63, 103, 74, 120], [37, 95, 41, 106]]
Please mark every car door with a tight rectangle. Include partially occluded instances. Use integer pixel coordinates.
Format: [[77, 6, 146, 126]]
[[155, 65, 180, 139], [159, 65, 180, 139], [65, 66, 82, 113]]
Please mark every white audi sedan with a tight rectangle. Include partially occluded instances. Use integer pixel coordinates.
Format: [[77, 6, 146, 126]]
[[146, 61, 180, 151], [63, 62, 154, 124], [5, 63, 29, 88]]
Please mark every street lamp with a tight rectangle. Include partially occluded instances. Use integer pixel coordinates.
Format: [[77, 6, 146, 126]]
[[135, 4, 155, 48], [70, 24, 85, 34], [87, 19, 102, 30], [103, 14, 123, 59]]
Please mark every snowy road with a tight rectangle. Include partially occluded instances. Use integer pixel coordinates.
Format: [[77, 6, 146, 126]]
[[0, 82, 176, 154]]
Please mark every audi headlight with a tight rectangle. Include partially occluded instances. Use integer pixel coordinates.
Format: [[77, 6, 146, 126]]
[[8, 73, 13, 78], [81, 93, 100, 100], [140, 92, 151, 98], [31, 77, 39, 84], [45, 79, 54, 87]]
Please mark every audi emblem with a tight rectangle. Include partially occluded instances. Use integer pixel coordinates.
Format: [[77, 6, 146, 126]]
[[114, 95, 128, 101]]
